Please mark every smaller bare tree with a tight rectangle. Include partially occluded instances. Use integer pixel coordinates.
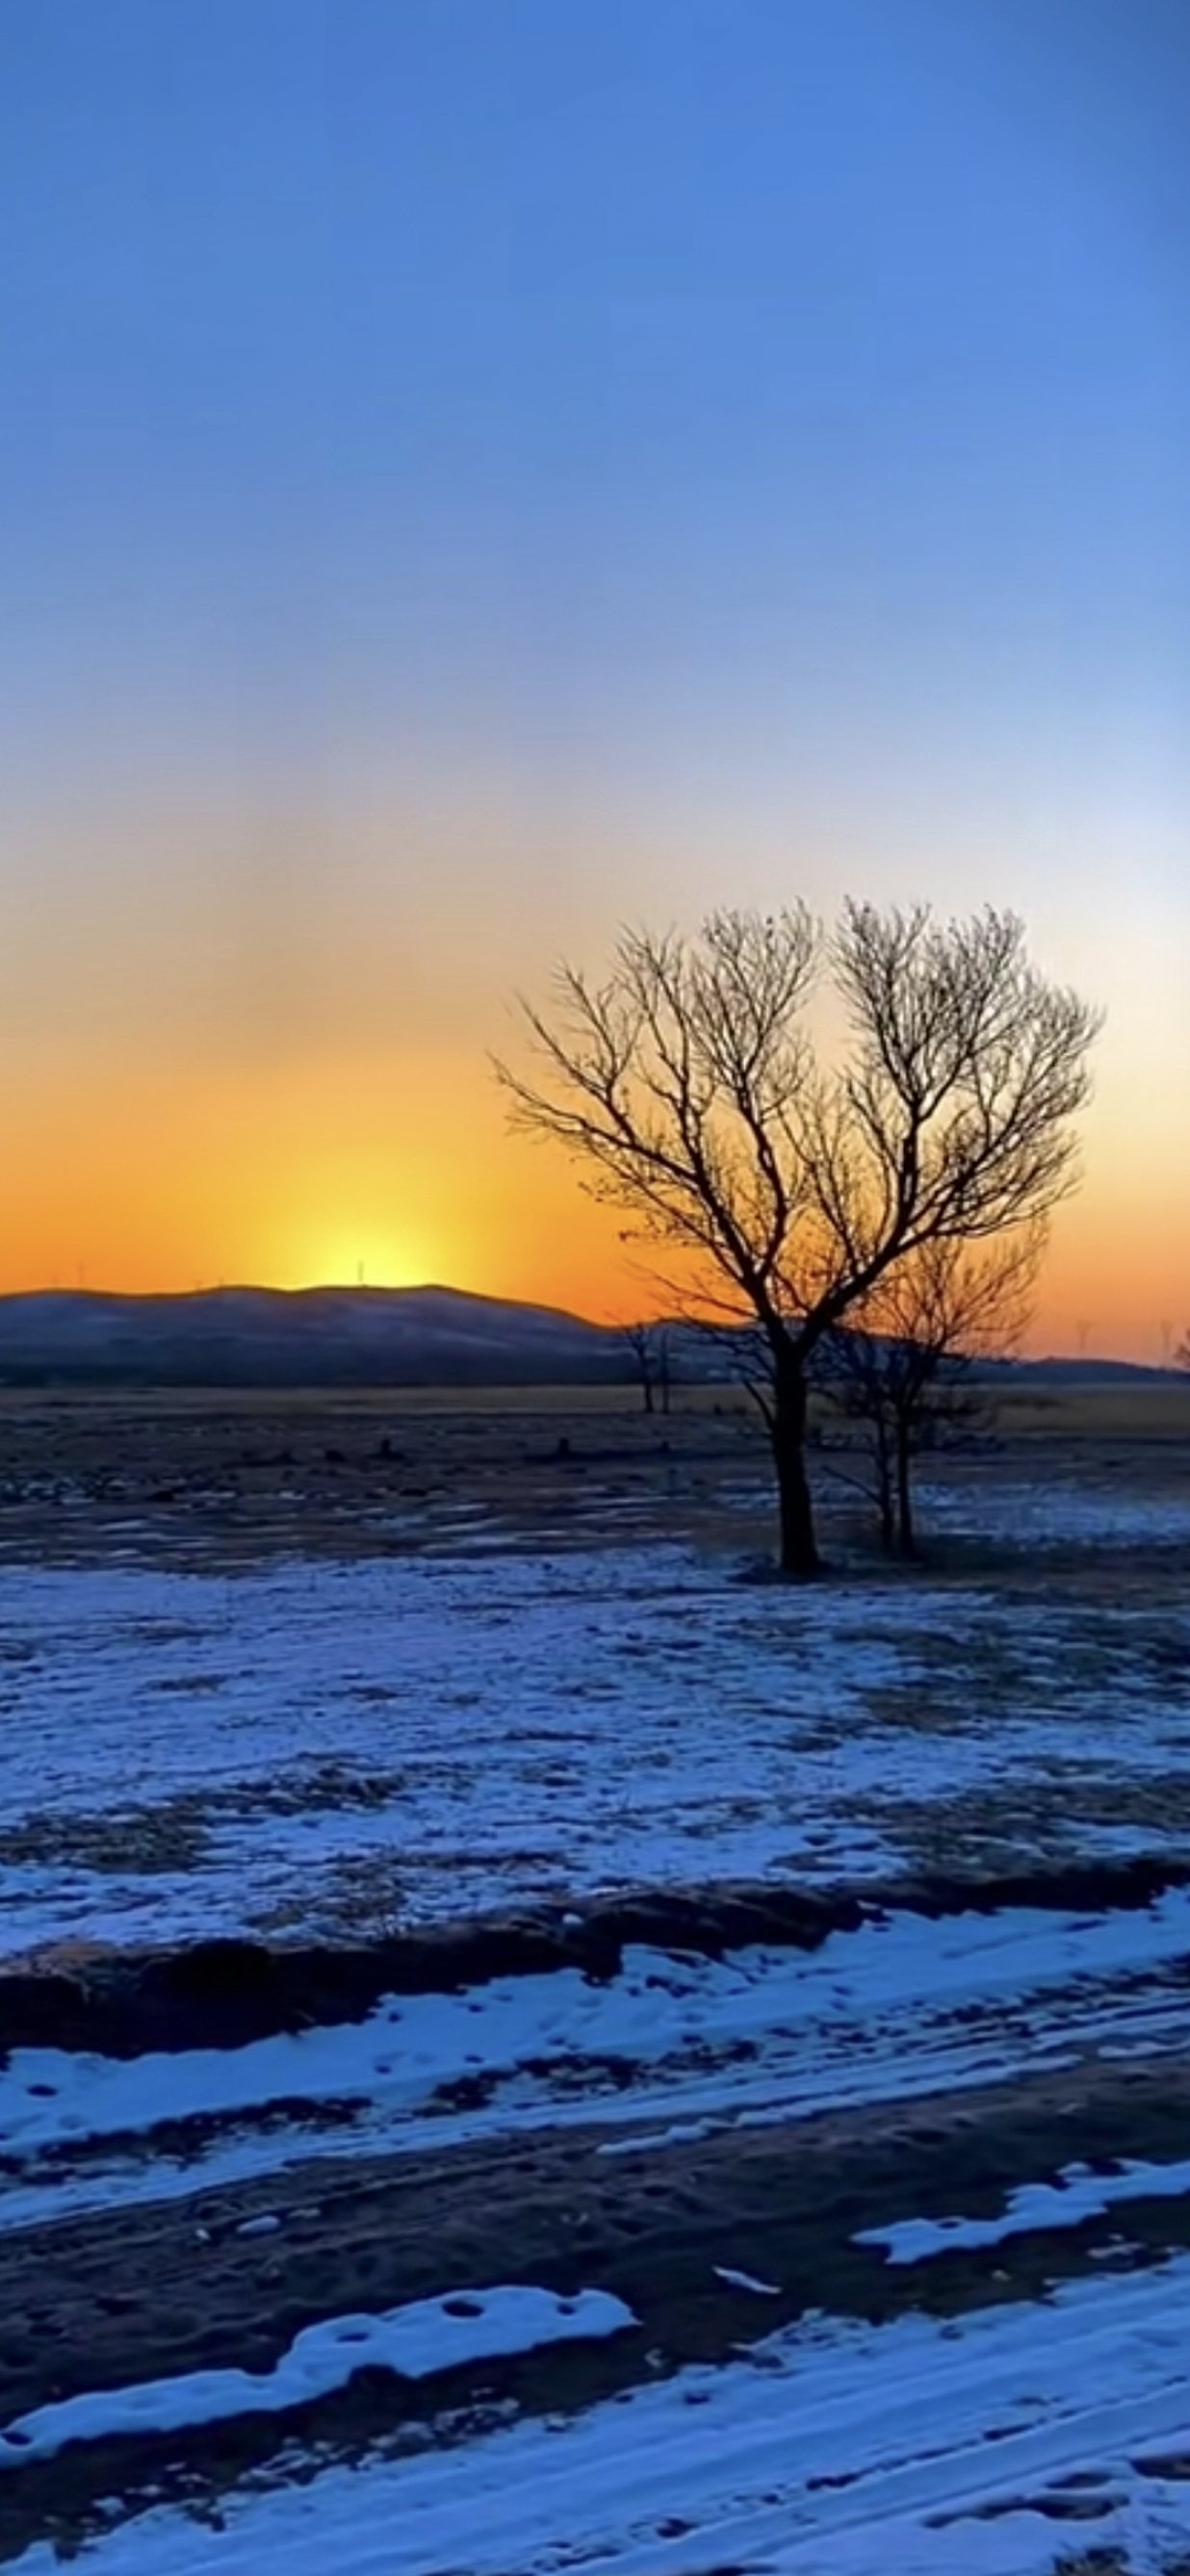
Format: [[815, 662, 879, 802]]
[[622, 1319, 673, 1414], [656, 1323, 676, 1415], [819, 1228, 1042, 1558]]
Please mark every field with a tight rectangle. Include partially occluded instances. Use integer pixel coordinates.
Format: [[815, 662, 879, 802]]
[[2, 1386, 1190, 2574]]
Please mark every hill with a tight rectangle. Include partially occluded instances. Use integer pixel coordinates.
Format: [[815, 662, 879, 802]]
[[0, 1286, 631, 1388], [0, 1286, 1176, 1391]]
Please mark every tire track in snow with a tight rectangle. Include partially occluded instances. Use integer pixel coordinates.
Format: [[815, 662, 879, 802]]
[[6, 1890, 1190, 2229], [12, 2261, 1190, 2576]]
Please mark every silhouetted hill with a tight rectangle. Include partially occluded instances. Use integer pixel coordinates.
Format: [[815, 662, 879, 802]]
[[0, 1286, 631, 1387], [0, 1287, 1176, 1391], [978, 1354, 1182, 1388]]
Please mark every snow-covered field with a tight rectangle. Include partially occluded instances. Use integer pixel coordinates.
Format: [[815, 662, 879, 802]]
[[912, 1475, 1190, 1550], [4, 1451, 1190, 2576], [2, 1532, 1189, 1956]]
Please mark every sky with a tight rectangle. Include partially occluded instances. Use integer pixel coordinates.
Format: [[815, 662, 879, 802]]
[[0, 0, 1187, 1354]]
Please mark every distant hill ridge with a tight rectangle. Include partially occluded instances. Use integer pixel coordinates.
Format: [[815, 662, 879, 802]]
[[0, 1285, 1176, 1389], [0, 1284, 629, 1387]]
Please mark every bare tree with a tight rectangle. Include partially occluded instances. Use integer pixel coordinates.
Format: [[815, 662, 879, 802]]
[[497, 904, 1098, 1576], [622, 1319, 663, 1414], [819, 1226, 1042, 1558], [656, 1322, 675, 1416]]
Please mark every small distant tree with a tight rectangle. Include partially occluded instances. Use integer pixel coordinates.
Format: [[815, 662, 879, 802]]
[[498, 904, 1099, 1577], [657, 1323, 676, 1415], [624, 1321, 679, 1414], [623, 1328, 659, 1411], [819, 1227, 1042, 1558]]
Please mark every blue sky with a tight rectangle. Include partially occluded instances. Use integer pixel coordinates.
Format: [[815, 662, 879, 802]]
[[0, 1, 1186, 1336]]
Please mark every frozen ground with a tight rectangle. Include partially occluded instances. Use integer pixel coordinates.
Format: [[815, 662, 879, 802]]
[[910, 1476, 1190, 1549], [9, 1892, 1190, 2230], [14, 2262, 1190, 2576], [1, 1533, 1189, 1957], [4, 1428, 1190, 2575]]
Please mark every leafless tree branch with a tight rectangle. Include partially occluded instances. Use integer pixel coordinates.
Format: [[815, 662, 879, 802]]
[[496, 902, 1098, 1573]]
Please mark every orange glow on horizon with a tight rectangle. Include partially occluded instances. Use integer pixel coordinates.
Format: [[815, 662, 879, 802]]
[[0, 1040, 1184, 1365]]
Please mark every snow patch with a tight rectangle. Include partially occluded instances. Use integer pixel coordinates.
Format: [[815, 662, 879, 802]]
[[713, 2263, 781, 2294], [857, 2152, 1190, 2264], [0, 2285, 635, 2470]]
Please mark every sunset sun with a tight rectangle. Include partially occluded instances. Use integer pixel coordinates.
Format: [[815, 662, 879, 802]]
[[283, 1229, 440, 1292]]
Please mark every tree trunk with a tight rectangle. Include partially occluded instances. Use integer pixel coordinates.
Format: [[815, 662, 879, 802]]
[[894, 1419, 918, 1558], [771, 1366, 820, 1576], [642, 1378, 655, 1415], [875, 1424, 895, 1555]]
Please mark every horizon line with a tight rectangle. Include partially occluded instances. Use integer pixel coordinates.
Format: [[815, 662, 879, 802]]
[[0, 1277, 1178, 1375]]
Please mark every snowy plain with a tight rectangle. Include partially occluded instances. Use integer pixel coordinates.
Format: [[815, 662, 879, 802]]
[[1, 1531, 1189, 1957], [4, 1457, 1190, 2576]]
